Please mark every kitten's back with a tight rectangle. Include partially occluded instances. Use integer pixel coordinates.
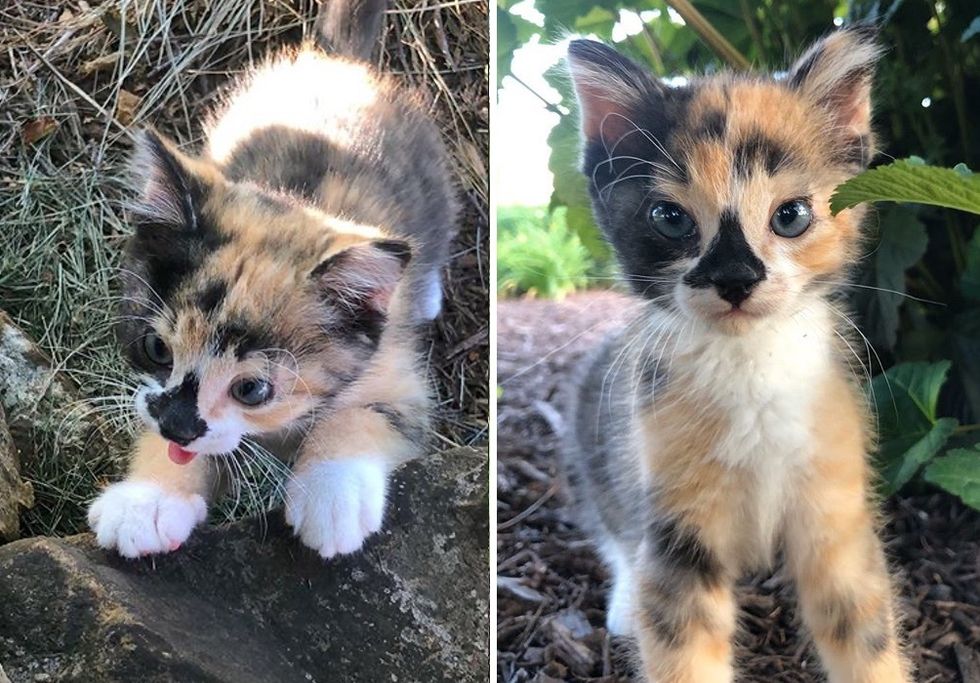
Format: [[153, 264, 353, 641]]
[[203, 0, 457, 319]]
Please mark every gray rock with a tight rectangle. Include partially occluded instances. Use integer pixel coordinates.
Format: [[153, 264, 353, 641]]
[[0, 404, 33, 540], [0, 446, 489, 683], [0, 310, 116, 467]]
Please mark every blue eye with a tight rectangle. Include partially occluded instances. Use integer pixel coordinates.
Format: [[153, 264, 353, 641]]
[[771, 200, 813, 238], [230, 377, 274, 406], [650, 201, 695, 239]]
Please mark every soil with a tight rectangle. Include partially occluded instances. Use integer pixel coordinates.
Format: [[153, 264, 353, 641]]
[[496, 292, 980, 683]]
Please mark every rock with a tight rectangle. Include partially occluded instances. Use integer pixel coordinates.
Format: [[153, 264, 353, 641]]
[[0, 404, 34, 540], [0, 310, 119, 535], [0, 446, 489, 683]]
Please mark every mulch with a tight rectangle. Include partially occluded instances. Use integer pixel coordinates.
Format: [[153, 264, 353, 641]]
[[497, 292, 980, 683]]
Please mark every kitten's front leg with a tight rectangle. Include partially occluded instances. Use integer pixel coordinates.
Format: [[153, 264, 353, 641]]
[[88, 431, 210, 557], [634, 522, 736, 683], [787, 384, 910, 683], [786, 482, 910, 683], [284, 401, 426, 559]]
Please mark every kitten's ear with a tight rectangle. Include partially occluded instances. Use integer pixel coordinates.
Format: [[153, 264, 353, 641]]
[[311, 239, 412, 315], [128, 128, 203, 227], [787, 23, 881, 138], [567, 39, 663, 144]]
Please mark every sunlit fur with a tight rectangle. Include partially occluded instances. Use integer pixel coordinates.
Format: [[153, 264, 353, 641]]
[[564, 26, 912, 683], [88, 0, 456, 560]]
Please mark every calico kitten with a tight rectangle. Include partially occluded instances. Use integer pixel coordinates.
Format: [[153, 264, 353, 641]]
[[88, 0, 457, 559], [563, 26, 912, 682]]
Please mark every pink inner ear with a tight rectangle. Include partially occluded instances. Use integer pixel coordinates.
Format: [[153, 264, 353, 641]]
[[576, 82, 634, 145]]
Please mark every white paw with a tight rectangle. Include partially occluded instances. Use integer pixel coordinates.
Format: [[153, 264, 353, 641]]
[[413, 269, 443, 321], [88, 481, 207, 558], [606, 581, 635, 636], [284, 458, 388, 559]]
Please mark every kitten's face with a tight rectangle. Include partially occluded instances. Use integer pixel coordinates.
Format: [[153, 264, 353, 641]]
[[118, 132, 409, 457], [569, 27, 879, 333]]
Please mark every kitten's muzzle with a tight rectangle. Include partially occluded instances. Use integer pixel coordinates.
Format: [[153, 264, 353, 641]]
[[145, 375, 208, 447], [709, 263, 765, 307]]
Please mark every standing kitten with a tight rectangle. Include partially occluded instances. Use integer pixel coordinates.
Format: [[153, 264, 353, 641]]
[[88, 0, 457, 559], [563, 26, 912, 682]]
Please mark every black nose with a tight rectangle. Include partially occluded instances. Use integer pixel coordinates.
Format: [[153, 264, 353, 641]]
[[157, 408, 207, 446], [145, 374, 208, 446], [710, 262, 764, 307]]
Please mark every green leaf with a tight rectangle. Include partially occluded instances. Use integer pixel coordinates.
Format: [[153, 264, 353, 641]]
[[545, 71, 610, 264], [961, 227, 980, 301], [871, 361, 956, 493], [830, 159, 980, 215], [872, 360, 951, 427], [924, 447, 980, 511], [867, 207, 928, 349], [962, 16, 980, 42], [880, 418, 957, 495]]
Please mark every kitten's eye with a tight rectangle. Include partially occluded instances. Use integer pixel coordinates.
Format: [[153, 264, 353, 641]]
[[142, 332, 172, 366], [230, 378, 274, 406], [771, 200, 813, 238], [650, 201, 695, 239]]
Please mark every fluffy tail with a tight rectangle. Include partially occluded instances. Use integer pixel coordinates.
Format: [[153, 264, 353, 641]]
[[314, 0, 387, 61]]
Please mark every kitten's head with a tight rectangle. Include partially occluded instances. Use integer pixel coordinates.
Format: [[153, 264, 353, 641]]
[[568, 25, 880, 333], [117, 130, 410, 457]]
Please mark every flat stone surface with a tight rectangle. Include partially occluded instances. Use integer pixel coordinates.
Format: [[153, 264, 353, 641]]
[[0, 447, 489, 683]]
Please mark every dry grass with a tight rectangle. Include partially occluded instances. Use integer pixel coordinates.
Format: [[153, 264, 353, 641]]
[[0, 0, 488, 536]]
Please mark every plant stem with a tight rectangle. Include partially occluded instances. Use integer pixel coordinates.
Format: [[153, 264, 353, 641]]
[[507, 73, 566, 117], [954, 423, 980, 434], [663, 0, 750, 70]]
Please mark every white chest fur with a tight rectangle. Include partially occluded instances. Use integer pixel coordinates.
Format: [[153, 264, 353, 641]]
[[647, 302, 837, 561]]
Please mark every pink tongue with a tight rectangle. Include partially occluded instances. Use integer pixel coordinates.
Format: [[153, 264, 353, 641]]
[[168, 442, 196, 465]]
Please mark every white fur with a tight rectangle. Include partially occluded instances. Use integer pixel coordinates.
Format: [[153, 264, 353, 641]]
[[206, 51, 380, 163], [649, 300, 835, 560], [414, 269, 443, 321], [602, 539, 635, 636], [88, 481, 207, 558], [284, 457, 388, 559]]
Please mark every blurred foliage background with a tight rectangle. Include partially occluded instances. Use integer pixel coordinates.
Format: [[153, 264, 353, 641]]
[[497, 0, 980, 508]]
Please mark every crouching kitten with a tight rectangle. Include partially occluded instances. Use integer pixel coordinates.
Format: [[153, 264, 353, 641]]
[[88, 0, 457, 560], [563, 26, 912, 682]]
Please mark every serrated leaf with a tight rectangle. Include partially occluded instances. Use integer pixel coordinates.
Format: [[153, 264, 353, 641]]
[[924, 447, 980, 510], [830, 159, 980, 215]]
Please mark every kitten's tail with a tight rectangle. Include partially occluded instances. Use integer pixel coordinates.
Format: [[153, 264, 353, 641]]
[[314, 0, 387, 61]]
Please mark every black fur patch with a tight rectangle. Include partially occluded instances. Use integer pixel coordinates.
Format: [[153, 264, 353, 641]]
[[214, 318, 276, 358], [368, 402, 424, 445], [196, 280, 227, 316], [649, 518, 723, 586], [146, 373, 208, 446], [683, 210, 766, 294], [373, 239, 413, 266], [788, 48, 822, 90], [733, 130, 791, 176], [691, 110, 726, 141]]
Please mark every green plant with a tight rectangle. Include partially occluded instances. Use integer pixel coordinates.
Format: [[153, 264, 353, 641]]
[[498, 0, 980, 509], [833, 159, 980, 506], [498, 206, 593, 298]]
